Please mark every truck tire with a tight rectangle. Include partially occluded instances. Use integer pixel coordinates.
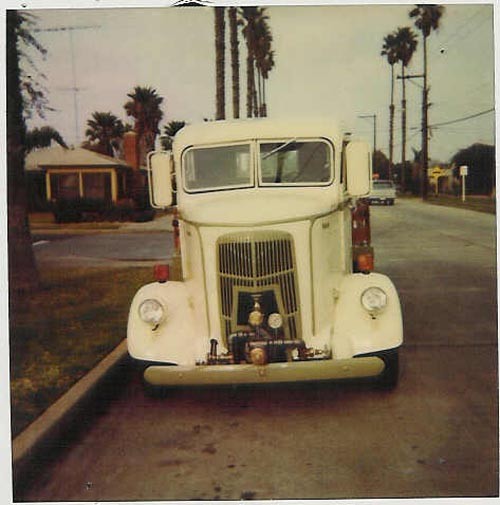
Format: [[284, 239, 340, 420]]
[[375, 349, 399, 389]]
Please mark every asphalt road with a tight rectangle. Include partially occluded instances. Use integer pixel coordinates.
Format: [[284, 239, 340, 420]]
[[19, 199, 498, 500]]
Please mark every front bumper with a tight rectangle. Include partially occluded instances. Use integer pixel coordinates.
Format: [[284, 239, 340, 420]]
[[143, 356, 385, 386]]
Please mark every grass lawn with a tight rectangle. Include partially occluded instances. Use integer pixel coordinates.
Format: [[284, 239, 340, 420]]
[[10, 266, 153, 438], [424, 194, 496, 214]]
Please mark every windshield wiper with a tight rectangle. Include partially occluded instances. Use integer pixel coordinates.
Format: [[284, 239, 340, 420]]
[[262, 138, 297, 160]]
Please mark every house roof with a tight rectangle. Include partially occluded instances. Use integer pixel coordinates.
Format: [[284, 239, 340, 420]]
[[25, 145, 133, 171]]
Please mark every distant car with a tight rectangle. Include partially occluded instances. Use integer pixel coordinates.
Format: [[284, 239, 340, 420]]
[[369, 180, 396, 205]]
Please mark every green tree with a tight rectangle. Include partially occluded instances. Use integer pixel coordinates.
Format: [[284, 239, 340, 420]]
[[451, 143, 495, 195], [410, 4, 445, 199], [124, 85, 164, 163], [214, 7, 226, 120], [160, 120, 186, 150], [373, 150, 391, 180], [7, 11, 49, 296], [393, 26, 418, 192], [381, 32, 399, 175], [84, 111, 125, 157], [25, 126, 68, 152]]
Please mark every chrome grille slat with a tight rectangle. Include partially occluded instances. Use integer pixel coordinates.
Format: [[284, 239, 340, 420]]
[[217, 231, 301, 342]]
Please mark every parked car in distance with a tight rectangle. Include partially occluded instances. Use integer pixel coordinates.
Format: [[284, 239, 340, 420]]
[[369, 180, 396, 205]]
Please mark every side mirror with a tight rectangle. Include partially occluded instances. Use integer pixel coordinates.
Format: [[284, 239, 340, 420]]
[[147, 151, 173, 208], [345, 141, 372, 197]]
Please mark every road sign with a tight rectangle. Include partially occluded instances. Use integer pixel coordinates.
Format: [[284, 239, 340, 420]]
[[459, 165, 468, 177]]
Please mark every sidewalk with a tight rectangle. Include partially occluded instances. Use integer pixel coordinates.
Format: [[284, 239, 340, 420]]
[[30, 212, 174, 234]]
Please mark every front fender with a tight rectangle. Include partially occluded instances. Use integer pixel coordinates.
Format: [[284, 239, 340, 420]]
[[127, 281, 208, 365], [331, 272, 403, 359]]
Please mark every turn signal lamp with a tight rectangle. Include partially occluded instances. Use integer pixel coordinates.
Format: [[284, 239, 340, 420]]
[[154, 264, 170, 283]]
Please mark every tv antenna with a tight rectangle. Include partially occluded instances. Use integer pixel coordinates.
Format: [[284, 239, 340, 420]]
[[34, 24, 100, 146]]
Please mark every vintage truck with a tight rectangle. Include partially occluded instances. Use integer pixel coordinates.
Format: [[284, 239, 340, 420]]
[[127, 118, 403, 389]]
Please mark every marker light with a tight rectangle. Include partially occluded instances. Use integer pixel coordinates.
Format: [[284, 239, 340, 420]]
[[154, 264, 170, 283], [139, 298, 165, 326], [361, 287, 388, 315]]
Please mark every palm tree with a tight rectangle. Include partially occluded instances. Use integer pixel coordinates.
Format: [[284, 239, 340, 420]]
[[124, 86, 164, 164], [410, 4, 445, 199], [381, 32, 399, 178], [254, 15, 274, 117], [393, 26, 418, 192], [214, 7, 226, 120], [25, 126, 68, 152], [228, 7, 240, 119], [160, 120, 186, 150], [240, 7, 262, 118], [85, 111, 124, 157], [7, 11, 43, 295]]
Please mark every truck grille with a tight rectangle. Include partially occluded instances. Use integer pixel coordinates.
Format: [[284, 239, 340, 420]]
[[217, 231, 301, 343]]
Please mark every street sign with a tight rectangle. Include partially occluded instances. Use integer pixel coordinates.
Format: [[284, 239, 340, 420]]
[[459, 165, 468, 177]]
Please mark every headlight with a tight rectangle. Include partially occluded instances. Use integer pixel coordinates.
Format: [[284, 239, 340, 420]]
[[267, 312, 283, 330], [138, 298, 165, 326], [361, 287, 388, 314]]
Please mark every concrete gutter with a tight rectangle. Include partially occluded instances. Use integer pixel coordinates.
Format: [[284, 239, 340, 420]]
[[12, 340, 130, 490]]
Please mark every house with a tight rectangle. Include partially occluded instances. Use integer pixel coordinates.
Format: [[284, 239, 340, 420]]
[[25, 131, 145, 210]]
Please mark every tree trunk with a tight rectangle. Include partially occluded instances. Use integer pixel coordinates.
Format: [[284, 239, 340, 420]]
[[7, 11, 40, 299], [252, 63, 259, 118], [229, 7, 239, 119], [246, 51, 254, 118], [262, 77, 267, 117], [388, 63, 394, 179], [401, 63, 407, 193], [214, 8, 226, 120]]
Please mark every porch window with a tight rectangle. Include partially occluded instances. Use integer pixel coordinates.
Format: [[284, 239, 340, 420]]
[[83, 173, 112, 200], [50, 173, 79, 200]]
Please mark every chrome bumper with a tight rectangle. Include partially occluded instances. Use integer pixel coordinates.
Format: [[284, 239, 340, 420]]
[[143, 357, 385, 386]]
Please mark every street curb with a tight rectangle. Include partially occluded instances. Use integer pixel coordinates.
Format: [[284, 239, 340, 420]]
[[12, 340, 130, 490]]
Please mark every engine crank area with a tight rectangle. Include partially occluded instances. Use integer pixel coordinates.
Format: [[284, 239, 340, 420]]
[[198, 331, 331, 367]]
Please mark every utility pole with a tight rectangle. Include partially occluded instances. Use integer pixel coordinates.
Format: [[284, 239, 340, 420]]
[[34, 25, 100, 146], [397, 73, 427, 198], [421, 36, 429, 200]]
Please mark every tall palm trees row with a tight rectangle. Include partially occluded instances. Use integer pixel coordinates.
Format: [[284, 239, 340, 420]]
[[381, 4, 444, 193], [215, 6, 275, 120], [84, 85, 164, 164]]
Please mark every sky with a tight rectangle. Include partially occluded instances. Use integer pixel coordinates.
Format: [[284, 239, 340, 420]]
[[21, 1, 495, 164]]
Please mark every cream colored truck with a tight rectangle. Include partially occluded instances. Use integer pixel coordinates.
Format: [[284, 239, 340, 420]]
[[127, 119, 403, 388]]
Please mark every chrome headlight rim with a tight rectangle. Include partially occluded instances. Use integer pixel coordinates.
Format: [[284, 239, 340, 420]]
[[138, 298, 166, 326], [360, 286, 388, 314], [267, 312, 283, 330]]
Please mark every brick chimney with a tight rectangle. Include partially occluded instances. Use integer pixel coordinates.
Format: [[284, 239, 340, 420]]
[[123, 131, 140, 170]]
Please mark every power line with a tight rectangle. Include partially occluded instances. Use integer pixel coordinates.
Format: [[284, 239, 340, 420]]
[[430, 108, 494, 128]]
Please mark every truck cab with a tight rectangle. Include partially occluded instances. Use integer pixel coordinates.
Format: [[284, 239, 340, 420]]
[[127, 118, 403, 388]]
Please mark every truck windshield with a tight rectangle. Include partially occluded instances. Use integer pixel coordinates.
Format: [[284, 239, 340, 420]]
[[260, 140, 332, 184], [182, 140, 333, 192], [184, 144, 252, 192]]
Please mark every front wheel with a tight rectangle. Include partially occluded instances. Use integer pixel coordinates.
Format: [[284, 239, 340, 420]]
[[376, 349, 399, 389]]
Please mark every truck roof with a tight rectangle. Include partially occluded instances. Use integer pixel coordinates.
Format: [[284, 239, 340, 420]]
[[173, 118, 343, 153]]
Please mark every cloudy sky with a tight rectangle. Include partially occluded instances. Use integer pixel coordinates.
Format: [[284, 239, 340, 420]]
[[22, 1, 495, 163]]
